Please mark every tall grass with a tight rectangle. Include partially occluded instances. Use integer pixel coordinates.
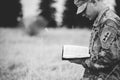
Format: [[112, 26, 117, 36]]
[[0, 28, 90, 80]]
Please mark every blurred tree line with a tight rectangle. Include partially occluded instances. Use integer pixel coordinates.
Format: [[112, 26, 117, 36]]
[[39, 0, 92, 28], [115, 0, 120, 17], [0, 0, 22, 27], [0, 0, 119, 29], [39, 0, 57, 27]]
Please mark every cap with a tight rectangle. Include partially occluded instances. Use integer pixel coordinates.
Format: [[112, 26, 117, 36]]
[[74, 0, 89, 14]]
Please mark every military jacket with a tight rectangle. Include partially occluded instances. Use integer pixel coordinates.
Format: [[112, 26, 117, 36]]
[[82, 8, 120, 80]]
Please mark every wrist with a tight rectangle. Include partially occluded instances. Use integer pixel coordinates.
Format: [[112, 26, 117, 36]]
[[81, 59, 90, 68]]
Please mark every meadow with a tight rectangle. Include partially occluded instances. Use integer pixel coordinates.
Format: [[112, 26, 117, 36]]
[[0, 27, 91, 80]]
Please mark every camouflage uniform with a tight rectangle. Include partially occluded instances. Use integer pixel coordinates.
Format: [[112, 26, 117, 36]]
[[82, 7, 120, 80]]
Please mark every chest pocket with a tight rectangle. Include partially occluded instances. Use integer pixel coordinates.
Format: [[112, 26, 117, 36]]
[[100, 25, 116, 49]]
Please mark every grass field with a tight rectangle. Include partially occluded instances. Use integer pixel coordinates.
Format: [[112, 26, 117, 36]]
[[0, 27, 91, 80]]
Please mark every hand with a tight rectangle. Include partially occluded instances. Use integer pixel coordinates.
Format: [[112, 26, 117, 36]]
[[69, 59, 86, 64], [85, 59, 104, 69]]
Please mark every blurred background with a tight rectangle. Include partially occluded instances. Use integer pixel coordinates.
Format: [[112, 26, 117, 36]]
[[0, 0, 119, 29], [0, 0, 120, 80]]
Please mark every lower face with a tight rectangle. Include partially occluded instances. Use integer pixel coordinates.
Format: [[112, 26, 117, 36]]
[[83, 2, 97, 20]]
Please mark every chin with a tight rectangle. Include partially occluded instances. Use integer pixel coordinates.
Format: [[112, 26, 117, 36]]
[[89, 18, 92, 20], [90, 16, 96, 21], [88, 17, 93, 21]]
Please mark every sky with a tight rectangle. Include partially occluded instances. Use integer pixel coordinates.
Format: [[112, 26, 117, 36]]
[[21, 0, 41, 18], [51, 0, 67, 26]]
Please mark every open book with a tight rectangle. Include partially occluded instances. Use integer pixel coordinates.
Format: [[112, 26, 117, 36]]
[[62, 45, 90, 59]]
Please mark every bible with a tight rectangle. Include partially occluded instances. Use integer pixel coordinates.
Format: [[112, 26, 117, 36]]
[[62, 45, 90, 60]]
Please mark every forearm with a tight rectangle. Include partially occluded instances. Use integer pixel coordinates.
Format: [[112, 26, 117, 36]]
[[85, 48, 120, 70]]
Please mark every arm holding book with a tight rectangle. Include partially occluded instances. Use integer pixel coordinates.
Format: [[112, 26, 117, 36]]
[[83, 20, 120, 70]]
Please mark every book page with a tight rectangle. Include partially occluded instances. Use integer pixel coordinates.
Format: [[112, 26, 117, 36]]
[[62, 45, 90, 59]]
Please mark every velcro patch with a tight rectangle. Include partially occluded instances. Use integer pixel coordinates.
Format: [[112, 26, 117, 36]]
[[100, 25, 116, 49], [102, 31, 111, 42]]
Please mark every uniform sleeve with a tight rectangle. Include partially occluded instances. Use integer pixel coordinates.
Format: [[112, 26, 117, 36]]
[[85, 20, 120, 70]]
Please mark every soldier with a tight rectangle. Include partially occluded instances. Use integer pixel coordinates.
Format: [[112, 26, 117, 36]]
[[74, 0, 120, 80]]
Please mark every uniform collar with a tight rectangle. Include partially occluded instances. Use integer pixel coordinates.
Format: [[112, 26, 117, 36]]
[[93, 7, 109, 27]]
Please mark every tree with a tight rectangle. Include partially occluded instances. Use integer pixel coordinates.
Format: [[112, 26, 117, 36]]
[[0, 0, 22, 27], [62, 0, 77, 28], [115, 0, 120, 17], [39, 0, 57, 27]]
